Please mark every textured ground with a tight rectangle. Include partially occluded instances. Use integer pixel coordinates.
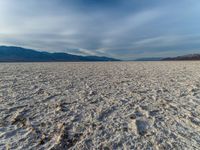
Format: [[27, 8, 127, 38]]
[[0, 62, 200, 150]]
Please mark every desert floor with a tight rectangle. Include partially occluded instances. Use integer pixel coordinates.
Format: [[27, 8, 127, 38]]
[[0, 62, 200, 150]]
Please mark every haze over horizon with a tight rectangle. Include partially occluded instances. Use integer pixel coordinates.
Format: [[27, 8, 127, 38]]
[[1, 0, 200, 60]]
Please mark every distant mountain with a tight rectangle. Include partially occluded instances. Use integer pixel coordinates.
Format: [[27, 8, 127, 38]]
[[162, 54, 200, 61], [0, 46, 120, 62], [134, 57, 163, 61]]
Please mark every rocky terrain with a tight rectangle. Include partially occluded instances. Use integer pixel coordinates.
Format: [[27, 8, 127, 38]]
[[0, 62, 200, 150]]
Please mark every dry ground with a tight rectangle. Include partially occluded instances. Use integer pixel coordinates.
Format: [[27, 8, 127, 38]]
[[0, 62, 200, 150]]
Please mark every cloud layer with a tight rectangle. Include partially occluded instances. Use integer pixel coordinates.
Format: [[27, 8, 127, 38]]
[[1, 0, 200, 59]]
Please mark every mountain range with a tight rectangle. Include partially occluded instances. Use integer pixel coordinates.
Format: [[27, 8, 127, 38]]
[[1, 46, 200, 62], [134, 57, 163, 61], [135, 54, 200, 61], [162, 54, 200, 61], [0, 46, 119, 62]]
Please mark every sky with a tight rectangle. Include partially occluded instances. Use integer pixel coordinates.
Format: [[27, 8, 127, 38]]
[[1, 0, 200, 60]]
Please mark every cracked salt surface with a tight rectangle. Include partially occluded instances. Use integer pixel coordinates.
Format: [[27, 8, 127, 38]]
[[0, 62, 200, 149]]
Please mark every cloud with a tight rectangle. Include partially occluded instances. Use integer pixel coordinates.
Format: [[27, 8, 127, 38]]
[[1, 0, 200, 59]]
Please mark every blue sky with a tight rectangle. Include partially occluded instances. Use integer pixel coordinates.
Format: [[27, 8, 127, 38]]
[[1, 0, 200, 60]]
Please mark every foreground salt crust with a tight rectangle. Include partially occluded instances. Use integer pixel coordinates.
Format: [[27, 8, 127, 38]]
[[0, 62, 200, 149]]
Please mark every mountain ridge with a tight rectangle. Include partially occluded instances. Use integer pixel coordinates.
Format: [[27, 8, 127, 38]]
[[162, 54, 200, 61], [0, 46, 120, 62]]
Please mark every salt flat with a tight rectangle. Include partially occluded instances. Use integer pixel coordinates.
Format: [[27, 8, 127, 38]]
[[0, 62, 200, 150]]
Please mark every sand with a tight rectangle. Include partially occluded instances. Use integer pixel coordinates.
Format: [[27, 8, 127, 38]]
[[0, 62, 200, 150]]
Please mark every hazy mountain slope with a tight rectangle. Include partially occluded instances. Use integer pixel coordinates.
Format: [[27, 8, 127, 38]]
[[163, 54, 200, 60], [134, 57, 163, 61], [0, 46, 119, 62]]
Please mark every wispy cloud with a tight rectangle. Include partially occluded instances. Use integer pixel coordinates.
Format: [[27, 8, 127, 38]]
[[1, 0, 200, 59]]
